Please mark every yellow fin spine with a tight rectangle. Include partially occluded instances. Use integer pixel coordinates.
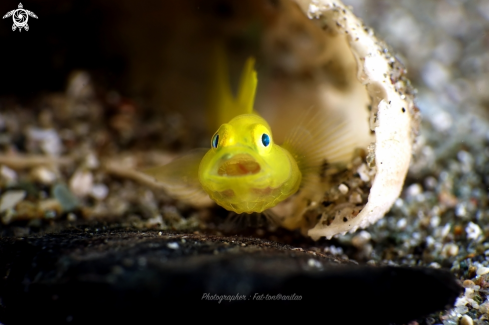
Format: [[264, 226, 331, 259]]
[[237, 57, 258, 115], [207, 44, 258, 132]]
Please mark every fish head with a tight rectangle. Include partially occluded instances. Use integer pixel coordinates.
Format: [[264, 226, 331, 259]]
[[199, 114, 301, 214]]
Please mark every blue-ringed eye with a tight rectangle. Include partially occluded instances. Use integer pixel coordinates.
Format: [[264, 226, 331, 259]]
[[261, 133, 270, 147], [212, 134, 219, 148]]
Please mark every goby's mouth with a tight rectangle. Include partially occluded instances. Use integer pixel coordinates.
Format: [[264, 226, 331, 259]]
[[217, 153, 261, 176]]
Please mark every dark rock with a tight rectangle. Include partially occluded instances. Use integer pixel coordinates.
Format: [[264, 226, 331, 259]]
[[0, 227, 461, 324]]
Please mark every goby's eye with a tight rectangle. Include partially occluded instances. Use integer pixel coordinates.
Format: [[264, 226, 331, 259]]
[[261, 133, 270, 147], [212, 134, 219, 148]]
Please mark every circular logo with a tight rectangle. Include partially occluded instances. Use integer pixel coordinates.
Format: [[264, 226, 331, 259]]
[[13, 9, 28, 27]]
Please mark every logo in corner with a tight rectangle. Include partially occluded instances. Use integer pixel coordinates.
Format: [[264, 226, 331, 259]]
[[3, 3, 38, 32]]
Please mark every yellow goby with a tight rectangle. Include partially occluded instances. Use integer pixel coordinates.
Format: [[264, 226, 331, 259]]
[[144, 48, 354, 216]]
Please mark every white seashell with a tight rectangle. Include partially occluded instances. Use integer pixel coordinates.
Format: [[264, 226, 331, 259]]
[[289, 0, 419, 240]]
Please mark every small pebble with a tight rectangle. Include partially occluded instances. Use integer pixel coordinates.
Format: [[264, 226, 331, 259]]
[[356, 164, 370, 182], [351, 231, 371, 248], [479, 302, 489, 313], [326, 246, 343, 255], [454, 305, 469, 315], [349, 192, 362, 204], [424, 176, 438, 190], [85, 152, 99, 169], [67, 213, 77, 222], [0, 165, 17, 182], [457, 151, 473, 166], [425, 236, 435, 248], [52, 184, 79, 212], [441, 243, 459, 257], [69, 169, 93, 197], [0, 209, 16, 225], [0, 190, 26, 213], [459, 315, 473, 325], [27, 127, 63, 156], [31, 167, 57, 184], [90, 184, 109, 200], [429, 262, 441, 269], [466, 222, 482, 241], [44, 210, 57, 219], [394, 198, 403, 207], [468, 266, 477, 278], [455, 203, 467, 218], [307, 258, 322, 268], [453, 225, 463, 236], [145, 215, 163, 227], [67, 71, 93, 99], [38, 199, 62, 215], [430, 214, 440, 227], [438, 224, 450, 239], [406, 183, 422, 198], [167, 242, 179, 249], [477, 266, 489, 276], [338, 184, 349, 194], [396, 218, 407, 230], [462, 280, 475, 288], [438, 191, 458, 208]]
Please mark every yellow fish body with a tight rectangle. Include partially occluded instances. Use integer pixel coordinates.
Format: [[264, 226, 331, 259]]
[[144, 48, 354, 217]]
